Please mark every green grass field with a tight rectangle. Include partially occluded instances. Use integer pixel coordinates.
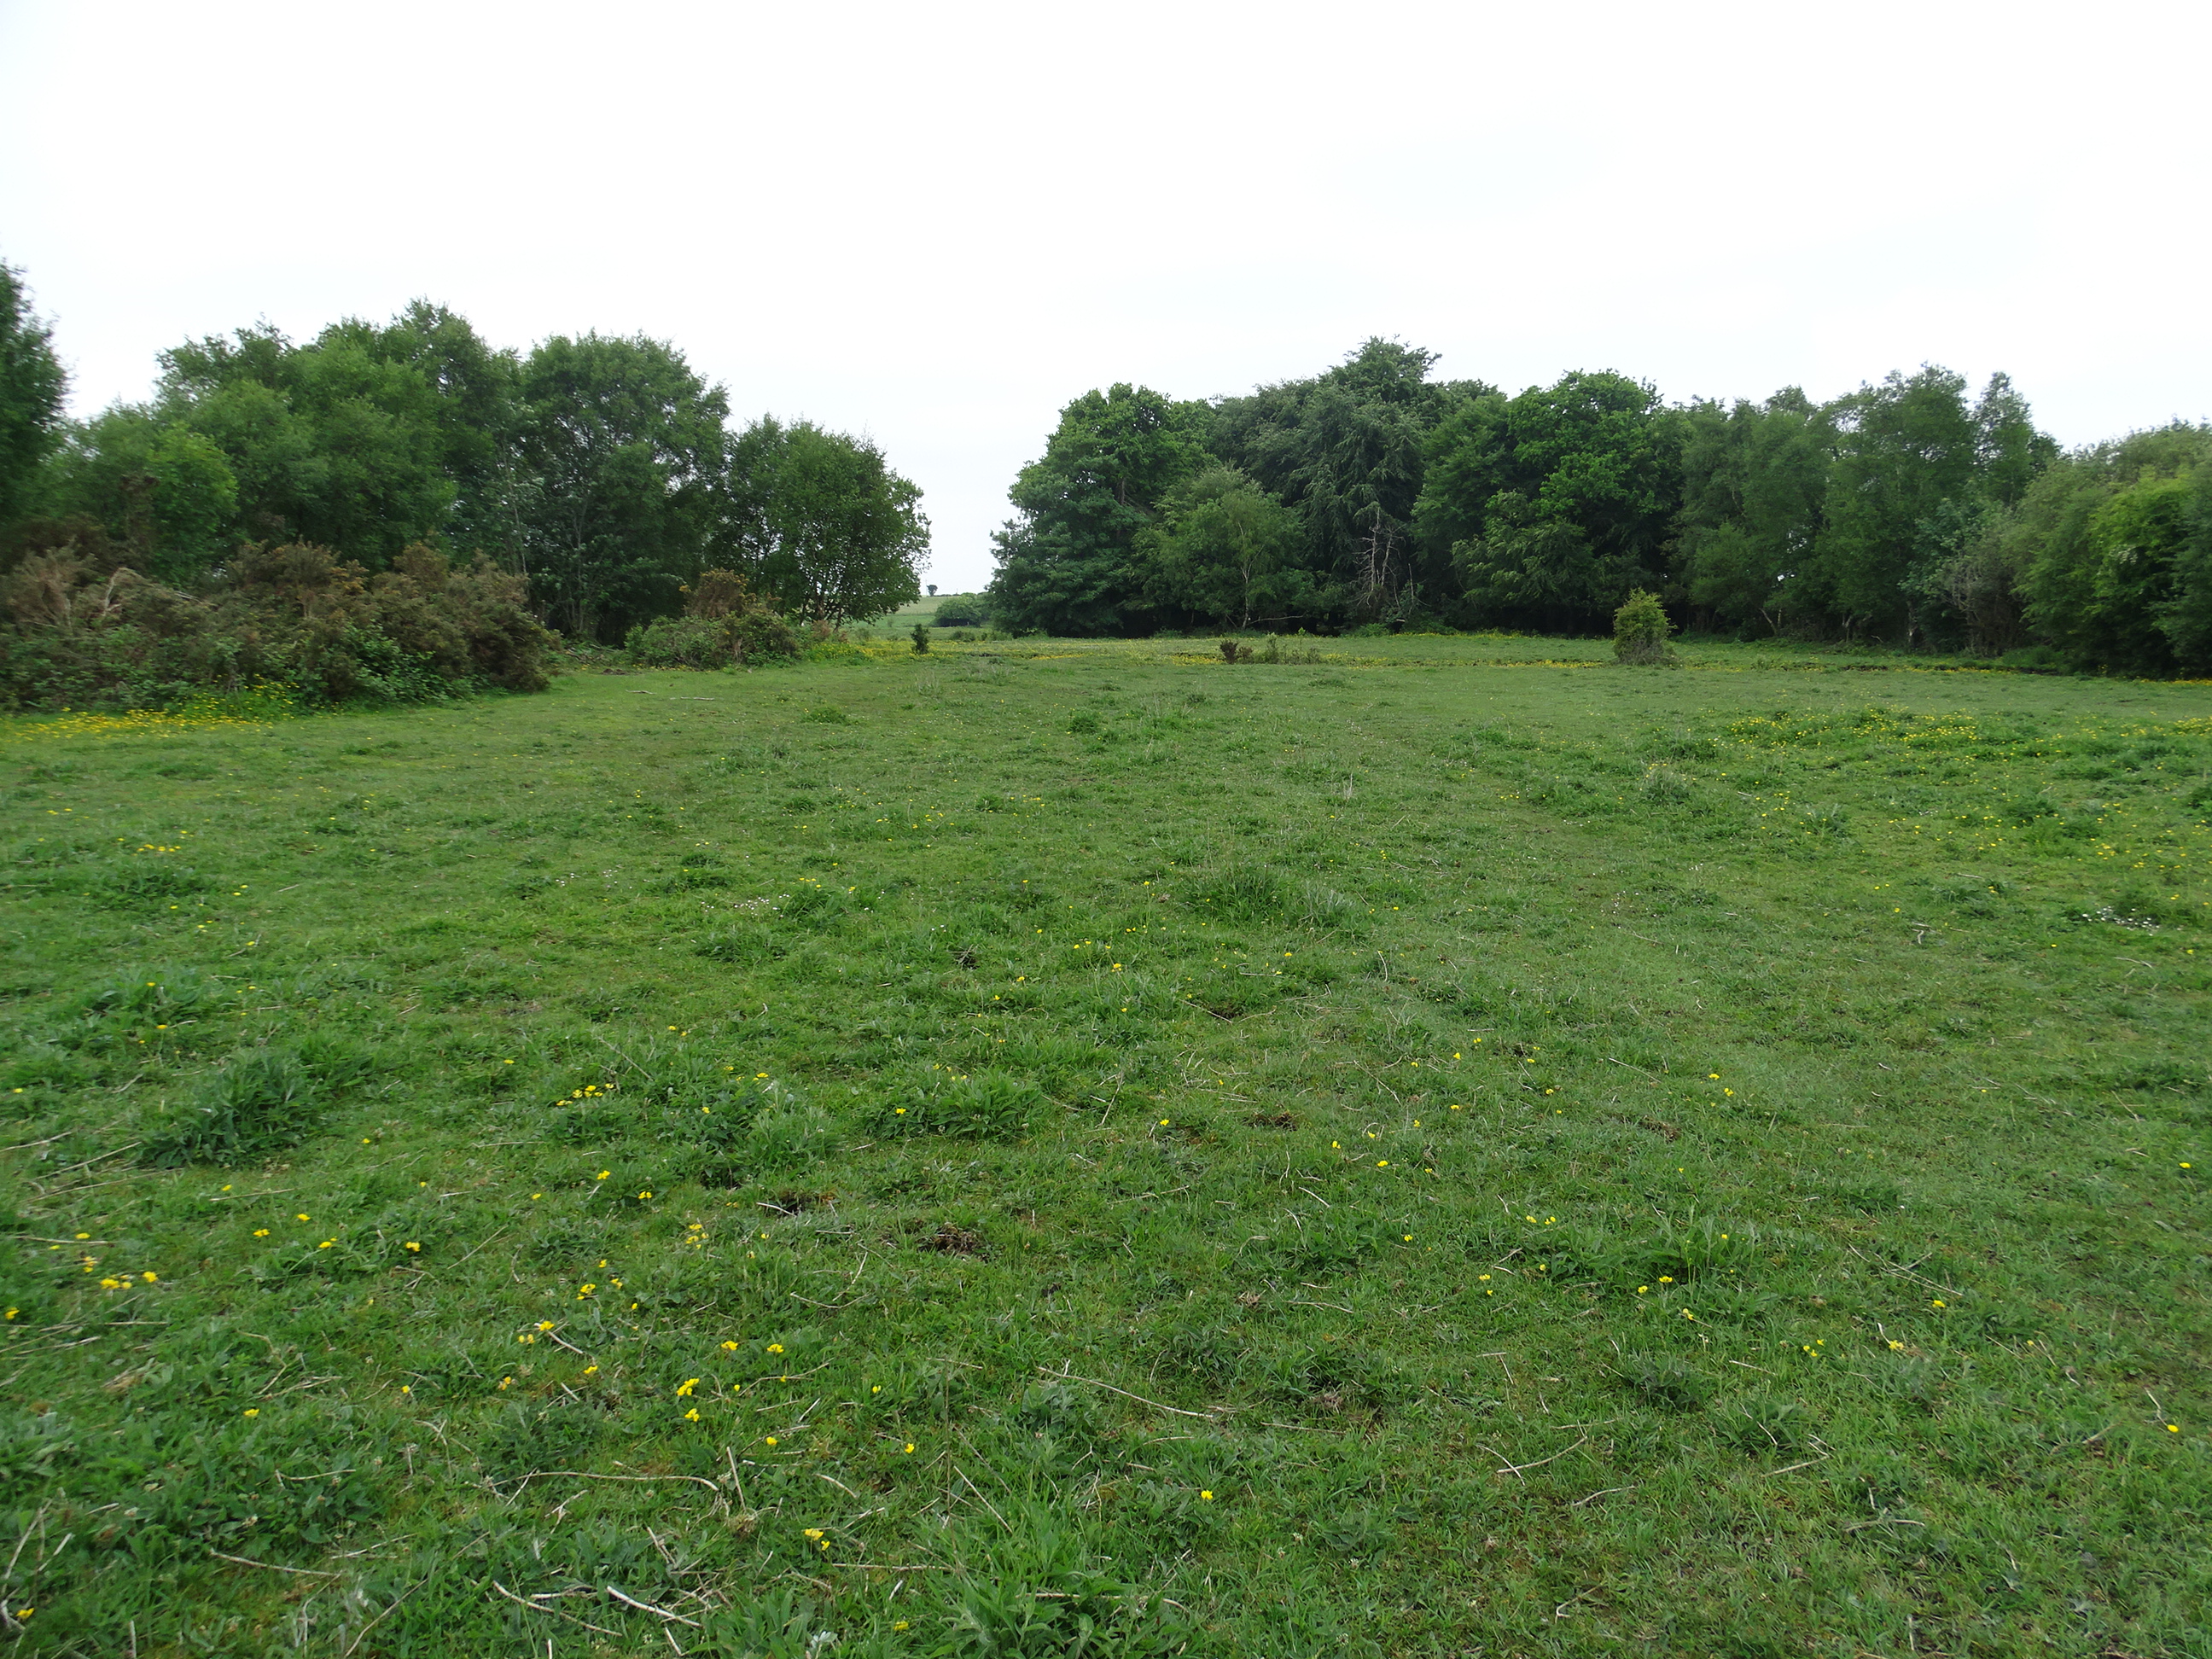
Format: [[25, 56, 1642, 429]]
[[856, 594, 987, 634], [5, 639, 2210, 1658]]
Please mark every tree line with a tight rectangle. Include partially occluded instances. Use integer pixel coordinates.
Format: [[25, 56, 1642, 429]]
[[0, 263, 929, 643], [987, 340, 2212, 674]]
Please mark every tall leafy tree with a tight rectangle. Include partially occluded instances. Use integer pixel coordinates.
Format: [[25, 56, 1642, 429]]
[[1210, 339, 1482, 622], [1135, 466, 1306, 628], [2012, 423, 2212, 675], [517, 332, 729, 639], [1673, 390, 1834, 634], [1417, 370, 1680, 632], [41, 306, 521, 580], [724, 416, 928, 622], [155, 321, 463, 561], [324, 302, 526, 559], [39, 407, 242, 580], [0, 261, 67, 532], [987, 383, 1209, 636]]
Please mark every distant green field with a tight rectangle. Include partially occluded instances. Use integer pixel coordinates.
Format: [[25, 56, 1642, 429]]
[[4, 642, 2209, 1657], [858, 592, 989, 632]]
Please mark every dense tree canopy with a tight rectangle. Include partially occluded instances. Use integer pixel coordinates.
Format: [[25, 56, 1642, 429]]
[[0, 269, 932, 645], [0, 263, 67, 530], [1416, 370, 1680, 632], [986, 383, 1210, 636], [1672, 389, 1832, 636], [988, 341, 2206, 674], [1135, 466, 1307, 629]]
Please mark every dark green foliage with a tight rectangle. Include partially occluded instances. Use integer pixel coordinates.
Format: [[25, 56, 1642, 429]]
[[632, 568, 801, 667], [1674, 389, 1833, 635], [1211, 339, 1487, 627], [725, 417, 927, 624], [0, 538, 551, 710], [1419, 370, 1680, 632], [987, 383, 1212, 636], [1613, 588, 1677, 665], [37, 306, 516, 583], [931, 592, 990, 626], [516, 331, 731, 640], [976, 343, 2212, 677], [3, 265, 931, 679], [1136, 465, 1307, 629], [0, 260, 67, 528], [2014, 422, 2212, 675]]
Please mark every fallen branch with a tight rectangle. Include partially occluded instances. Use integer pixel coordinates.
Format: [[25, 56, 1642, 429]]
[[1569, 1485, 1637, 1508], [1483, 1435, 1588, 1479], [499, 1470, 721, 1494], [490, 1580, 620, 1637], [1037, 1365, 1221, 1421], [1761, 1452, 1832, 1478], [210, 1549, 339, 1578], [603, 1584, 701, 1627]]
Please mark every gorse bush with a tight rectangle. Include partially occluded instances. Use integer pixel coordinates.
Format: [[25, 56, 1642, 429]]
[[628, 570, 800, 667], [0, 537, 551, 711]]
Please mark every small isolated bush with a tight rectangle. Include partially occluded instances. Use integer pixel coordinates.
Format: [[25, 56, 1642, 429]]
[[800, 704, 851, 725], [1238, 635, 1323, 665], [911, 622, 930, 654], [625, 615, 734, 669], [626, 604, 799, 669], [632, 568, 800, 667], [1067, 712, 1100, 735], [1613, 589, 1678, 666]]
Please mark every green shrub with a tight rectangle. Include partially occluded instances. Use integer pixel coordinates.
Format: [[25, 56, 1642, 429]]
[[626, 605, 800, 668], [1613, 589, 1678, 665], [626, 614, 733, 668], [0, 540, 551, 711]]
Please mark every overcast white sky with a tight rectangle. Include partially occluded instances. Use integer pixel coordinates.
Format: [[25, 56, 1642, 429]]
[[3, 0, 2206, 591]]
